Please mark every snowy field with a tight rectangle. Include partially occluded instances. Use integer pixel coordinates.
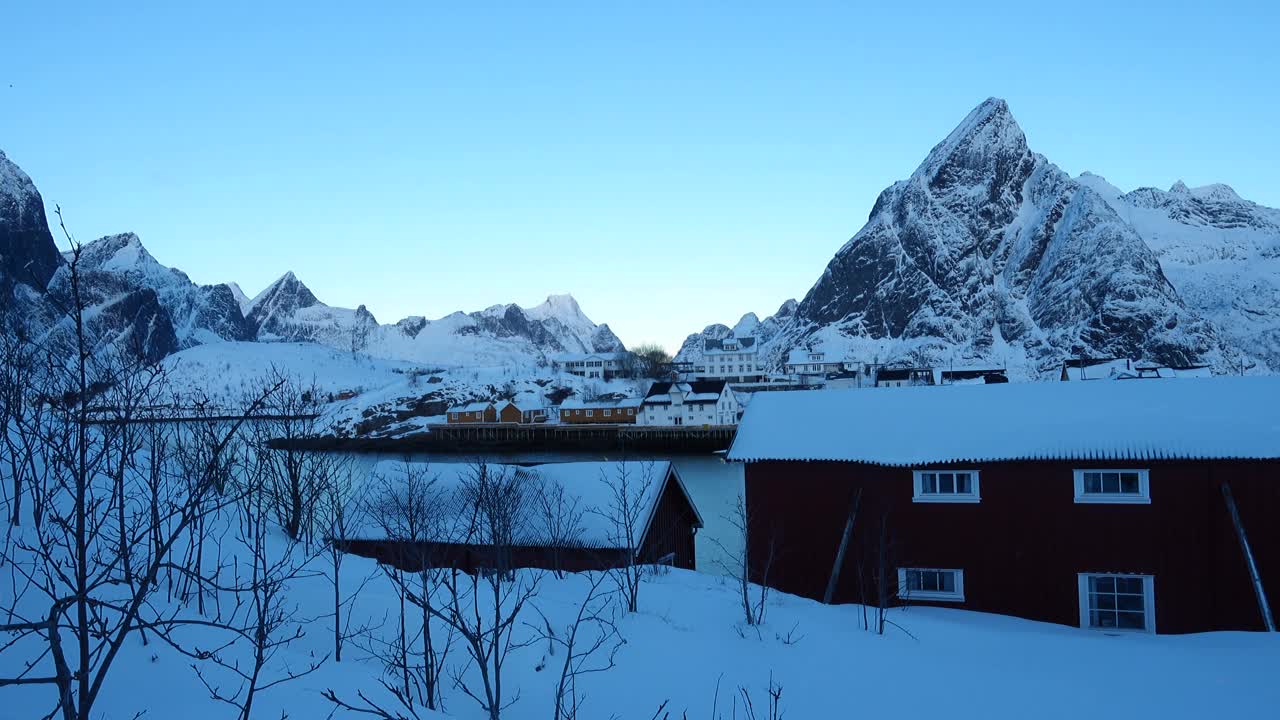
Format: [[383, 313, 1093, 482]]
[[5, 545, 1277, 720], [159, 341, 652, 436]]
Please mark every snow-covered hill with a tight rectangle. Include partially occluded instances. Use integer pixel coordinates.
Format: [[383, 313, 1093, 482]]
[[240, 267, 626, 368], [683, 98, 1275, 378], [158, 341, 648, 437]]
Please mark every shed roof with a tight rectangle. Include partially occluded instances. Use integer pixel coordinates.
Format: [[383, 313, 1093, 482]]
[[727, 376, 1280, 466], [350, 460, 702, 551]]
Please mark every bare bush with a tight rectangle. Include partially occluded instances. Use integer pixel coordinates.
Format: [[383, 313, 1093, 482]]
[[529, 571, 622, 720], [592, 461, 657, 613], [0, 224, 284, 720]]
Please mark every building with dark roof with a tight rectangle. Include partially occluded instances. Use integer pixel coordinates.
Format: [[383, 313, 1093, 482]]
[[639, 380, 741, 426]]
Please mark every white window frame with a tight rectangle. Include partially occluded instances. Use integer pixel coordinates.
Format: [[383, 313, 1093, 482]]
[[586, 409, 594, 418], [1073, 469, 1150, 504], [897, 568, 965, 602], [603, 408, 612, 417], [1077, 573, 1156, 633], [912, 470, 980, 503]]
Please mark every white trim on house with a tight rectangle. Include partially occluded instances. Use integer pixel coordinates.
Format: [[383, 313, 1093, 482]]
[[1077, 573, 1156, 633], [912, 470, 981, 503], [1073, 469, 1151, 504], [897, 568, 965, 602]]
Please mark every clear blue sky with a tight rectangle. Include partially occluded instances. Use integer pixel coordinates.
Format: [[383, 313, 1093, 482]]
[[4, 1, 1277, 351]]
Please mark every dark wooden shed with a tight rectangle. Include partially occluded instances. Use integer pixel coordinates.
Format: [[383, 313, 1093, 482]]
[[339, 460, 703, 575]]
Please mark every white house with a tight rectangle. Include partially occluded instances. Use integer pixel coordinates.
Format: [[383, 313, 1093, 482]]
[[695, 337, 765, 383], [783, 348, 848, 378], [638, 380, 742, 426], [552, 352, 632, 380]]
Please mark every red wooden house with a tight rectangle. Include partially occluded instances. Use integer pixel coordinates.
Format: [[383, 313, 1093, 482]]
[[727, 377, 1280, 634]]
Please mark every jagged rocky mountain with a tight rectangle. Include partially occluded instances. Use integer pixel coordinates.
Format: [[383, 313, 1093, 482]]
[[0, 150, 61, 294], [689, 98, 1276, 378]]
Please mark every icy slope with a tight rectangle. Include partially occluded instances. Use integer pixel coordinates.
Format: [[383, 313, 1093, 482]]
[[1076, 173, 1280, 372]]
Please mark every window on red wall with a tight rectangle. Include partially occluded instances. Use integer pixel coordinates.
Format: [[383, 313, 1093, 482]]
[[912, 470, 980, 503]]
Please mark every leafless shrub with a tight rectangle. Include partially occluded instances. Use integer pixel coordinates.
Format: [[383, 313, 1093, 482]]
[[591, 461, 656, 614], [528, 571, 622, 720]]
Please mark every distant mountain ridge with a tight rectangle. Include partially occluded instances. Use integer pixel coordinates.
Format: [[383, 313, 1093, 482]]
[[0, 152, 626, 368], [6, 98, 1279, 379]]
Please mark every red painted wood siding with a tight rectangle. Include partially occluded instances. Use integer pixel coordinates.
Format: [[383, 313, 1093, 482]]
[[745, 459, 1280, 633], [559, 406, 638, 424]]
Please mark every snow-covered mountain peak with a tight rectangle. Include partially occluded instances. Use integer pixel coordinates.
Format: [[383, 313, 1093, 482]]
[[774, 97, 1222, 375], [732, 313, 760, 337], [526, 293, 588, 323], [1190, 183, 1243, 203], [226, 282, 251, 313], [1, 149, 62, 291], [249, 271, 321, 312], [1170, 179, 1190, 194], [79, 232, 159, 271], [915, 96, 1027, 185], [1074, 172, 1123, 201], [0, 149, 40, 221]]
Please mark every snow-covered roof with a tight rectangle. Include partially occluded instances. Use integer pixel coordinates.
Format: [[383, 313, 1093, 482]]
[[785, 348, 834, 364], [351, 460, 701, 550], [559, 397, 640, 410], [640, 380, 730, 406], [1060, 358, 1133, 381], [727, 376, 1280, 466], [448, 401, 494, 413], [553, 352, 630, 363]]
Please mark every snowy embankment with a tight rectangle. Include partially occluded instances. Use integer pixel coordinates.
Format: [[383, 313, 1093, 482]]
[[5, 547, 1277, 720], [159, 341, 650, 437]]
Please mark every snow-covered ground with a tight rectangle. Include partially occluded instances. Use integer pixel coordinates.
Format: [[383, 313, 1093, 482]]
[[5, 548, 1277, 720], [160, 340, 651, 436]]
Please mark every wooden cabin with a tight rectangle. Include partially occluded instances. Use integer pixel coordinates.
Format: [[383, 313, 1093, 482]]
[[728, 377, 1280, 634], [446, 402, 496, 424], [558, 398, 640, 424], [338, 460, 703, 574]]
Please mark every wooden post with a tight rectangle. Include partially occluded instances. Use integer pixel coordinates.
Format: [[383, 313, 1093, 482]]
[[823, 488, 862, 605], [1222, 483, 1276, 631]]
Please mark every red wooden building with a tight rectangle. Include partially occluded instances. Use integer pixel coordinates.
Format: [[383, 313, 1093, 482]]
[[727, 377, 1280, 634], [446, 401, 497, 424], [339, 460, 703, 574]]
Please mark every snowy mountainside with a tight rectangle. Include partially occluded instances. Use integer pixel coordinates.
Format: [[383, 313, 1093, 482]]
[[0, 149, 62, 293], [686, 98, 1275, 379], [74, 232, 256, 347], [225, 280, 252, 313], [1075, 173, 1280, 372]]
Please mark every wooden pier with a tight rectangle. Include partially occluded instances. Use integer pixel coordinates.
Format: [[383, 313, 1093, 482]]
[[273, 423, 737, 454]]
